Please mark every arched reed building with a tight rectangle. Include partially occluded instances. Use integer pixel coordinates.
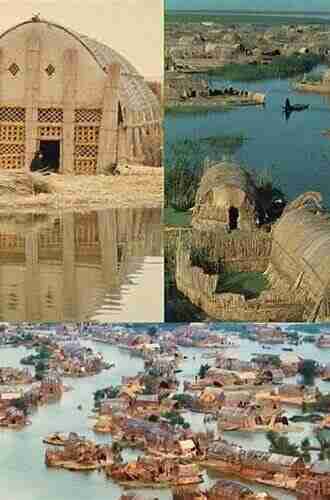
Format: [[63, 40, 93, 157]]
[[193, 162, 258, 231], [0, 17, 161, 173]]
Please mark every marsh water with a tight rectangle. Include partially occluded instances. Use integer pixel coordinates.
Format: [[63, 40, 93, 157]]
[[166, 67, 330, 207], [2, 323, 330, 500], [0, 208, 163, 322]]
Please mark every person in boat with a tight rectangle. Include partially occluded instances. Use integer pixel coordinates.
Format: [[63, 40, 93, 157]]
[[285, 98, 291, 112]]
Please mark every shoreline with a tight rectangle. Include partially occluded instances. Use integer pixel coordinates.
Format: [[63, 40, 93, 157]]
[[0, 166, 164, 215]]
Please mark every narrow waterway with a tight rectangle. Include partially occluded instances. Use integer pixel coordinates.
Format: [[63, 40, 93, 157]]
[[165, 67, 330, 207]]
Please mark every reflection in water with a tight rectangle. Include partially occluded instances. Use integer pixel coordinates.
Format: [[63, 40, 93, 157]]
[[0, 209, 162, 321]]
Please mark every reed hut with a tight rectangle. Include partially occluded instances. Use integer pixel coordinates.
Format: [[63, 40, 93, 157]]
[[270, 202, 330, 320], [0, 17, 160, 174], [192, 162, 258, 231]]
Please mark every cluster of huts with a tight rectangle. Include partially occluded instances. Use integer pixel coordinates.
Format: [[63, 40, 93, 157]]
[[0, 371, 64, 428], [206, 440, 330, 494], [21, 339, 111, 377], [175, 160, 330, 322], [45, 433, 114, 471], [166, 22, 330, 73], [0, 366, 33, 385], [165, 73, 266, 106]]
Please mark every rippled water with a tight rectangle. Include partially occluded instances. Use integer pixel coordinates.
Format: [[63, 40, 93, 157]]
[[0, 209, 163, 322], [3, 326, 328, 499]]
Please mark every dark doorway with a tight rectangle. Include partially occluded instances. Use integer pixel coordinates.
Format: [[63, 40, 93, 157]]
[[39, 140, 60, 172], [228, 206, 239, 230]]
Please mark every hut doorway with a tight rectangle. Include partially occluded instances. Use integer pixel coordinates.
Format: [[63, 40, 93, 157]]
[[228, 206, 239, 230], [39, 140, 60, 172]]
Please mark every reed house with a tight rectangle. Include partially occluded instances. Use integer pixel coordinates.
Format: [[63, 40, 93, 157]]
[[0, 17, 160, 174]]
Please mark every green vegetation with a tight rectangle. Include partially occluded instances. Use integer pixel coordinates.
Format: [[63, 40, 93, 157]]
[[162, 410, 190, 429], [304, 335, 317, 343], [165, 277, 208, 322], [35, 360, 48, 381], [298, 359, 318, 386], [94, 386, 120, 406], [165, 134, 249, 212], [267, 430, 302, 457], [199, 363, 211, 379], [165, 11, 330, 26], [200, 134, 248, 149], [315, 430, 330, 461], [268, 426, 330, 461], [165, 207, 191, 227], [173, 393, 195, 407], [304, 393, 330, 413], [290, 414, 322, 423], [251, 354, 281, 368], [216, 271, 270, 299], [207, 54, 323, 82], [166, 103, 231, 114], [21, 346, 52, 366]]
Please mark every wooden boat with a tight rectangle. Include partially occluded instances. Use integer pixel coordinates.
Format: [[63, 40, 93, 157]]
[[46, 459, 102, 471], [283, 98, 309, 112]]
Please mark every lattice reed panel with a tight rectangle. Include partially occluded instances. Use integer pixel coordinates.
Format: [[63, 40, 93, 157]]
[[74, 126, 99, 145], [39, 126, 62, 139], [75, 109, 102, 123], [0, 144, 25, 155], [75, 144, 98, 158], [74, 158, 97, 175], [0, 125, 25, 143], [0, 107, 25, 122], [38, 108, 63, 123], [0, 143, 25, 169]]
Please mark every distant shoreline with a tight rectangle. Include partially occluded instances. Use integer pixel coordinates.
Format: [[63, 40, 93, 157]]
[[166, 9, 330, 15]]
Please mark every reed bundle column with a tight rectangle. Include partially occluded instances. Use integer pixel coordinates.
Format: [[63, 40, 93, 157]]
[[25, 30, 41, 171], [97, 63, 120, 173], [62, 49, 78, 174]]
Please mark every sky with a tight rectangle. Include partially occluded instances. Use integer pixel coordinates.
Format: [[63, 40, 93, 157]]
[[0, 0, 163, 81], [166, 0, 330, 11]]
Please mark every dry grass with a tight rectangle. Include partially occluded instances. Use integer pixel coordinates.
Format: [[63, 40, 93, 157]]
[[0, 166, 163, 214]]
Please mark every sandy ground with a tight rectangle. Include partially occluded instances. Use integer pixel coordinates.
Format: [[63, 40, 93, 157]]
[[0, 165, 163, 214]]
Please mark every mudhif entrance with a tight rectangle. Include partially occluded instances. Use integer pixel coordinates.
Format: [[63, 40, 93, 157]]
[[30, 141, 60, 173], [39, 140, 60, 172], [228, 206, 239, 230]]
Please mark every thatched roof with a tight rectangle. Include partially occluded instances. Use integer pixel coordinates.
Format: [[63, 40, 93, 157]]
[[0, 18, 159, 118], [272, 205, 330, 299], [195, 162, 257, 209]]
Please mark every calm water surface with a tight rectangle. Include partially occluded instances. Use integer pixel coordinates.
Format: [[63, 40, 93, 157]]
[[3, 325, 328, 499], [0, 208, 163, 322], [166, 69, 330, 206]]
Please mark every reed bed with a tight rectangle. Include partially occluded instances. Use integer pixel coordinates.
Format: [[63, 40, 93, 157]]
[[0, 165, 163, 214]]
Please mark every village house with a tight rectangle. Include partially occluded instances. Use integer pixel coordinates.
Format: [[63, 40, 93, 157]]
[[192, 162, 259, 232], [107, 455, 203, 487], [0, 406, 29, 428], [207, 479, 276, 500], [256, 384, 319, 407], [0, 16, 160, 173], [217, 402, 286, 432], [0, 366, 33, 384], [45, 436, 114, 470], [316, 334, 330, 348], [256, 367, 284, 385], [207, 440, 305, 489], [215, 355, 256, 372]]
